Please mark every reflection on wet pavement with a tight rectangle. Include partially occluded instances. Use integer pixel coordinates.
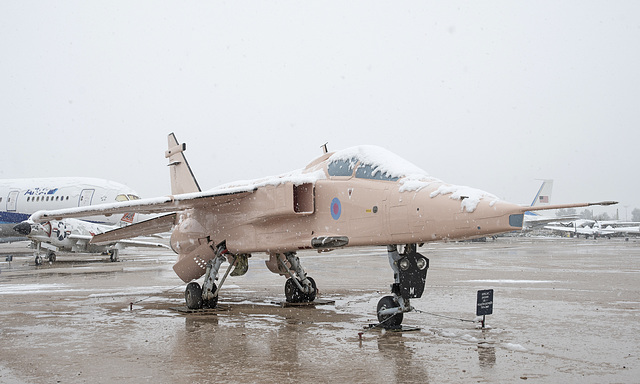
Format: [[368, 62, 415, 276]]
[[0, 238, 639, 383]]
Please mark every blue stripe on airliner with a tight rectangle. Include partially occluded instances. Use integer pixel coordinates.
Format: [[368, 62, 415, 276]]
[[0, 211, 108, 225], [0, 211, 30, 224]]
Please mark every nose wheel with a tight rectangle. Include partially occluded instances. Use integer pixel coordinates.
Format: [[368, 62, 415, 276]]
[[376, 295, 403, 327], [375, 244, 429, 329]]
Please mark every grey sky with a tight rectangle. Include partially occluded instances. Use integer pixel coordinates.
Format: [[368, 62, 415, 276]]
[[2, 2, 639, 219]]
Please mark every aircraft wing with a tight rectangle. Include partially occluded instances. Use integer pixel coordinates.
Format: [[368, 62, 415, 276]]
[[544, 225, 590, 235], [91, 213, 176, 244], [610, 226, 640, 234], [29, 187, 256, 223], [524, 215, 575, 227]]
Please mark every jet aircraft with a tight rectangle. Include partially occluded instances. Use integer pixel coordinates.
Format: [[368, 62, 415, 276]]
[[29, 134, 616, 328], [12, 218, 169, 265]]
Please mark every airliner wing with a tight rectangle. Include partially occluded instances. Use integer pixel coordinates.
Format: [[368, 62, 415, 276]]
[[544, 225, 585, 234], [29, 187, 256, 223], [610, 226, 640, 234]]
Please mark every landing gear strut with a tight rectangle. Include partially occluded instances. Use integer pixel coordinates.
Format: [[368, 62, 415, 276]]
[[183, 242, 250, 310], [32, 242, 56, 266], [277, 252, 317, 303], [376, 244, 429, 329]]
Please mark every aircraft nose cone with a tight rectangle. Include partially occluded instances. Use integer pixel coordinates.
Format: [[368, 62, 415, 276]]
[[13, 222, 32, 235]]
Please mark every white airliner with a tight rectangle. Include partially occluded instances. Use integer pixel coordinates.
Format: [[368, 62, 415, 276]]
[[1, 177, 152, 264], [0, 177, 141, 242]]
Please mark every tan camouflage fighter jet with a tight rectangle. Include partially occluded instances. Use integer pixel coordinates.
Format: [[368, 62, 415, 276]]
[[30, 133, 616, 328]]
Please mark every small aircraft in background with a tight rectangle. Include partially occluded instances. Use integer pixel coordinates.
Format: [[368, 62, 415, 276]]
[[12, 218, 169, 265], [545, 221, 640, 239], [29, 134, 617, 328]]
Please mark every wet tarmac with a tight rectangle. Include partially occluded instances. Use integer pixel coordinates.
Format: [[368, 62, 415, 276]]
[[0, 237, 638, 383]]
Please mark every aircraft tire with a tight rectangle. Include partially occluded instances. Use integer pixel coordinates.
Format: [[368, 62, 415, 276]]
[[47, 252, 56, 263], [35, 255, 43, 266], [304, 277, 317, 302], [285, 278, 302, 303], [377, 296, 403, 328], [285, 277, 317, 303], [185, 282, 203, 309]]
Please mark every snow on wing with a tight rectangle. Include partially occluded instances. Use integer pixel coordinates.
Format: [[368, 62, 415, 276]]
[[29, 188, 256, 223]]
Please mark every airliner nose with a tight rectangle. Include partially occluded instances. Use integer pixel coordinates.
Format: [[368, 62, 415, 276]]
[[13, 222, 32, 235]]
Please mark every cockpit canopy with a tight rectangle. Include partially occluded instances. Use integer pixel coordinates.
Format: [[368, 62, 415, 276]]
[[327, 158, 399, 181], [324, 145, 427, 182]]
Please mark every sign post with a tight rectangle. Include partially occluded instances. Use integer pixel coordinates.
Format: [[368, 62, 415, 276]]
[[476, 289, 494, 329]]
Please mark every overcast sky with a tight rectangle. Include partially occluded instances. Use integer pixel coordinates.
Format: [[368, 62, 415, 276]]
[[2, 2, 639, 219]]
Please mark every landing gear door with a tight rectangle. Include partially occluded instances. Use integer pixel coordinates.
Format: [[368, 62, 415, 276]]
[[78, 189, 94, 207], [6, 191, 19, 211]]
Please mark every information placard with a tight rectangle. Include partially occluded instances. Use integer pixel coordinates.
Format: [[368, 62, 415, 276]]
[[476, 289, 493, 316]]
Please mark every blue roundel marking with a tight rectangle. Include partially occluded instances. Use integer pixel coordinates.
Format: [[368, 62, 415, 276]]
[[330, 197, 341, 220]]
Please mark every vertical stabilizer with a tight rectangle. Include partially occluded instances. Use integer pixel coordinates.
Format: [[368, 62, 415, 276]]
[[165, 133, 201, 195], [531, 179, 553, 207]]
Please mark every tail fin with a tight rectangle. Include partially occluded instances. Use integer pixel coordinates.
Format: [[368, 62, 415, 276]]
[[530, 179, 553, 207], [165, 133, 201, 195]]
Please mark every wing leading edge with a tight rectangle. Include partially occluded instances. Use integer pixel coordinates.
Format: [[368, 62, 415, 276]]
[[29, 187, 256, 223]]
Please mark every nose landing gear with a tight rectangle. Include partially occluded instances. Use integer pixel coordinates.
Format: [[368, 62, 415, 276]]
[[376, 244, 429, 329]]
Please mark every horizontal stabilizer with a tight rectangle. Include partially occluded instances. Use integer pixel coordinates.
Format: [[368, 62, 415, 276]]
[[523, 201, 617, 213], [91, 213, 176, 244]]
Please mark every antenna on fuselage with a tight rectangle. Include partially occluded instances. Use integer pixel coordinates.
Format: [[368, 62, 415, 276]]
[[321, 142, 328, 154]]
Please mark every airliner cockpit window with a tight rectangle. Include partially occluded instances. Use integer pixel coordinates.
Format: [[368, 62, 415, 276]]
[[328, 158, 357, 177], [355, 163, 399, 182], [127, 194, 140, 200], [115, 194, 129, 202]]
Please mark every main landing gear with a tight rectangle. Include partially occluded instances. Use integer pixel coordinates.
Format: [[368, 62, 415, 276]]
[[279, 252, 317, 303], [183, 242, 251, 310], [32, 241, 56, 266], [182, 245, 318, 310], [34, 250, 56, 266], [376, 244, 429, 329], [264, 251, 317, 303], [108, 249, 119, 262]]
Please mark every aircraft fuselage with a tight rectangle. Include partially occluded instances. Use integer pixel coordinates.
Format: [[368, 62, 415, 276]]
[[170, 178, 523, 256]]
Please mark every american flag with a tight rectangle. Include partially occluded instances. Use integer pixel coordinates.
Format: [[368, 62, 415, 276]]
[[539, 196, 549, 203]]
